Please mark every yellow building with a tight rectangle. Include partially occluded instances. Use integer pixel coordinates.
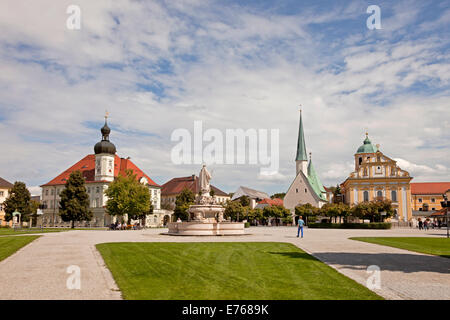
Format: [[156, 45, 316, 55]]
[[0, 177, 14, 227], [410, 182, 450, 212], [341, 134, 413, 221]]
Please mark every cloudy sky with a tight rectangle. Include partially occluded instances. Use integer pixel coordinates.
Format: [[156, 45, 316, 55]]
[[0, 0, 449, 196]]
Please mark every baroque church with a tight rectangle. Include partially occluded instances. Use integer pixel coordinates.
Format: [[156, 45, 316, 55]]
[[284, 111, 328, 217], [340, 133, 413, 221], [39, 116, 171, 228]]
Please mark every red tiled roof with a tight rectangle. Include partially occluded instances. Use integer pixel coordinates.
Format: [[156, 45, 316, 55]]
[[411, 182, 450, 195], [161, 175, 228, 197], [258, 198, 284, 206], [41, 154, 159, 187], [0, 176, 13, 189]]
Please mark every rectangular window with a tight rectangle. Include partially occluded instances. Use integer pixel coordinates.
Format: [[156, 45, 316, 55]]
[[431, 198, 435, 203], [0, 191, 3, 197], [95, 198, 100, 208], [96, 187, 100, 193], [418, 198, 422, 203], [45, 189, 49, 196]]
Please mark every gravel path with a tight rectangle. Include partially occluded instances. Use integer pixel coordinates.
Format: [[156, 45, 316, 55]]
[[0, 227, 448, 300]]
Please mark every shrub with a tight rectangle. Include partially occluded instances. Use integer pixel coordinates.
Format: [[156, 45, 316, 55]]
[[308, 222, 391, 229], [244, 222, 250, 228]]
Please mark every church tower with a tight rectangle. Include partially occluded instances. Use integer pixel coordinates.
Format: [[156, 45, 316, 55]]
[[295, 110, 308, 176], [94, 114, 116, 182]]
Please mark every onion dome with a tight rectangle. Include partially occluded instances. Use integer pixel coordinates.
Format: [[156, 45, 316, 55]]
[[356, 133, 378, 154], [94, 118, 116, 155]]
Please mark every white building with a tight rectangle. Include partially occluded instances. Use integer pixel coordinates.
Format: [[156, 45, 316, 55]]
[[40, 118, 170, 227]]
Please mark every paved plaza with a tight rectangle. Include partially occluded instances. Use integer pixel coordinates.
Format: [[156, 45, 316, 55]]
[[0, 227, 448, 300]]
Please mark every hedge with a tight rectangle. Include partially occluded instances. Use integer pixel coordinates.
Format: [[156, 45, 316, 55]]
[[308, 222, 392, 229]]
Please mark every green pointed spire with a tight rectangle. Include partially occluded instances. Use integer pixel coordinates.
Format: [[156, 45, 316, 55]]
[[307, 153, 327, 201], [295, 110, 308, 161]]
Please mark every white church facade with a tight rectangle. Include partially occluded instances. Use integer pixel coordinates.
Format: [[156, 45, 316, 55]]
[[39, 117, 171, 228]]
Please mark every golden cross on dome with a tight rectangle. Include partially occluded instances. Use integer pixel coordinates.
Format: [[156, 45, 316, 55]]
[[299, 104, 302, 112], [105, 110, 109, 120]]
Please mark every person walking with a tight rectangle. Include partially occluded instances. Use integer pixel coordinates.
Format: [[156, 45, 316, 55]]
[[418, 218, 423, 230], [297, 216, 305, 238]]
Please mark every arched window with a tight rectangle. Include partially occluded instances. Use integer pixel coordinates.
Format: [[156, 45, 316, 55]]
[[358, 157, 362, 165], [391, 190, 397, 202], [377, 190, 383, 198], [363, 191, 369, 202]]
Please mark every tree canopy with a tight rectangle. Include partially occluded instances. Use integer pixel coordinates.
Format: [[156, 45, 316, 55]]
[[224, 201, 244, 221], [105, 169, 151, 224], [174, 188, 195, 221], [59, 171, 93, 228], [3, 181, 32, 223], [263, 205, 292, 224]]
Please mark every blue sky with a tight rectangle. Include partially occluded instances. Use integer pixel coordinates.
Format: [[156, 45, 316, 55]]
[[0, 0, 449, 195]]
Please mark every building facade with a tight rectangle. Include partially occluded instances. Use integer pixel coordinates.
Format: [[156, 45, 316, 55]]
[[161, 175, 230, 210], [340, 134, 413, 221], [0, 177, 14, 227], [410, 182, 450, 212], [284, 111, 328, 215], [39, 118, 169, 228]]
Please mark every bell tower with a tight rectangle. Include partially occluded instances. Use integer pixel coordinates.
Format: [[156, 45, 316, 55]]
[[94, 112, 116, 182], [295, 110, 308, 175]]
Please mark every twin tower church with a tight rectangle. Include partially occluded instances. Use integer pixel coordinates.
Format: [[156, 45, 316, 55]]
[[39, 110, 413, 228]]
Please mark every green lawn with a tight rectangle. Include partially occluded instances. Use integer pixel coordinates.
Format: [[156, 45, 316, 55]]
[[96, 242, 383, 300], [351, 237, 450, 259], [0, 227, 106, 236], [0, 236, 40, 262]]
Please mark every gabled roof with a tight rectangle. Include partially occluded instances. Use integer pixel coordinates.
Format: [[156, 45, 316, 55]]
[[307, 160, 327, 201], [0, 176, 13, 189], [258, 198, 283, 206], [41, 154, 159, 187], [231, 186, 269, 201], [161, 175, 228, 197], [411, 182, 450, 195]]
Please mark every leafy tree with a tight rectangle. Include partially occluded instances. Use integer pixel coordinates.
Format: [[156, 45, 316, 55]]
[[333, 184, 343, 203], [60, 171, 93, 228], [320, 203, 351, 223], [174, 188, 195, 221], [351, 198, 393, 223], [239, 196, 250, 207], [224, 201, 244, 221], [246, 208, 264, 225], [263, 205, 291, 225], [105, 169, 151, 225], [295, 203, 319, 225], [4, 181, 32, 224], [270, 192, 286, 199]]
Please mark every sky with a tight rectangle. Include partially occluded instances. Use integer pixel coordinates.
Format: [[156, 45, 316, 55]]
[[0, 0, 449, 196]]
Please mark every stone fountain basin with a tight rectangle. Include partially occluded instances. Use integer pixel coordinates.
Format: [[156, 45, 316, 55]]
[[167, 220, 245, 236]]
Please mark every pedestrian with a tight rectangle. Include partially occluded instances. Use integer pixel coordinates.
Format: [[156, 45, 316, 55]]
[[424, 219, 428, 231], [297, 216, 305, 238], [418, 218, 423, 230]]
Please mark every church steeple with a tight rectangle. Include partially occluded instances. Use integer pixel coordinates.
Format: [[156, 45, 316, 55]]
[[295, 110, 308, 175]]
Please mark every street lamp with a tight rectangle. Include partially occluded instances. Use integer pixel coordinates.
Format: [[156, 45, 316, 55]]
[[440, 194, 449, 238]]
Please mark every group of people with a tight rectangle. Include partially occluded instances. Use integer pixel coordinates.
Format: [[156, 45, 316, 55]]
[[109, 221, 142, 230], [417, 218, 442, 230]]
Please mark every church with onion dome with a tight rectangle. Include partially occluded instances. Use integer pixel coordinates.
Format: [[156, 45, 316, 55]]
[[39, 115, 172, 228], [340, 133, 413, 222]]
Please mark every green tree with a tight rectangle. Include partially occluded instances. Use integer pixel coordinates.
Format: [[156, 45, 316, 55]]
[[239, 196, 250, 207], [320, 203, 351, 223], [105, 170, 151, 225], [4, 181, 32, 224], [224, 201, 244, 221], [263, 205, 291, 225], [270, 193, 286, 199], [174, 188, 195, 221], [60, 171, 93, 228], [333, 184, 343, 203], [295, 203, 319, 225], [246, 208, 264, 225]]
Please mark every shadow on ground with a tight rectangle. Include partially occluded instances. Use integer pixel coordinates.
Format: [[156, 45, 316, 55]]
[[310, 252, 450, 274]]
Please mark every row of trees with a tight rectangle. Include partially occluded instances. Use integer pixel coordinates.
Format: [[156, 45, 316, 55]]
[[295, 197, 394, 224], [3, 170, 154, 229]]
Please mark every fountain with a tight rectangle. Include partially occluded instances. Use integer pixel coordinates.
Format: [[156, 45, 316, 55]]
[[167, 165, 245, 236]]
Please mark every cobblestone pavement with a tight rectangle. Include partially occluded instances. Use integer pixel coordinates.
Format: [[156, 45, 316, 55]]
[[0, 227, 448, 299]]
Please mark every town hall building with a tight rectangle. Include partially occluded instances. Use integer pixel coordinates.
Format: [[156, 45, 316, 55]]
[[39, 117, 170, 228]]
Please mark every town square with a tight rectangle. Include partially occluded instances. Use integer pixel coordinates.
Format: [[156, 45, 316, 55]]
[[0, 0, 449, 313]]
